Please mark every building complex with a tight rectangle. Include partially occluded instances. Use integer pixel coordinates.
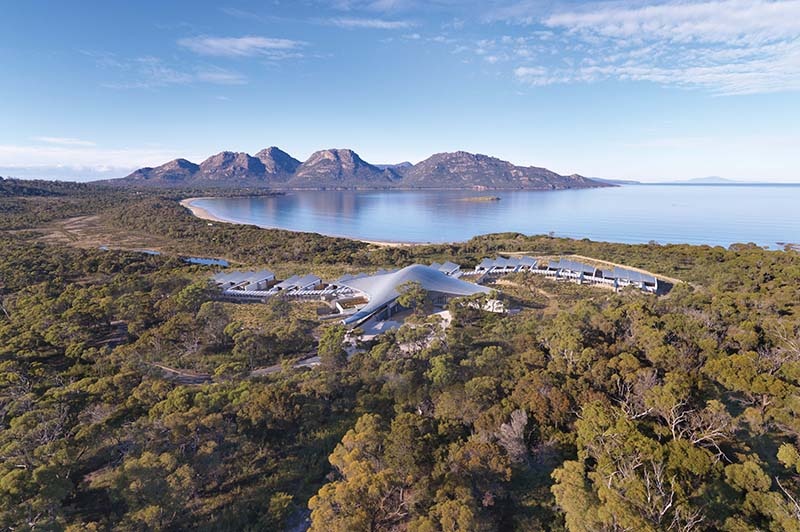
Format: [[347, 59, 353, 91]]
[[211, 255, 663, 331]]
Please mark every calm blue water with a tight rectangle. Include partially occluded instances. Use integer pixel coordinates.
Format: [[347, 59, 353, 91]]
[[190, 185, 800, 248]]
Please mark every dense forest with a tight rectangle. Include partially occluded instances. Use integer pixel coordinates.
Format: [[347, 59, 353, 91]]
[[1, 184, 799, 531]]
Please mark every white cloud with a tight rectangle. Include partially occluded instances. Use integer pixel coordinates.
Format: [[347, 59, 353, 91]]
[[483, 0, 549, 25], [177, 36, 306, 57], [102, 57, 247, 89], [0, 142, 200, 179], [513, 66, 553, 85], [331, 0, 416, 11], [32, 136, 97, 147], [330, 17, 415, 29], [443, 18, 465, 30], [219, 7, 266, 21], [365, 0, 414, 10], [445, 36, 546, 65], [543, 0, 800, 44], [194, 68, 249, 85], [497, 0, 800, 95]]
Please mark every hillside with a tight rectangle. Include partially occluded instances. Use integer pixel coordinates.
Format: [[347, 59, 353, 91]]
[[255, 147, 301, 181], [291, 149, 400, 188], [197, 152, 267, 182], [401, 151, 601, 189], [107, 147, 608, 190], [123, 158, 201, 184]]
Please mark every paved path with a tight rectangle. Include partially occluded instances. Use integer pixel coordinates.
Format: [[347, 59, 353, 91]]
[[150, 353, 322, 384], [250, 354, 320, 377], [151, 363, 213, 385]]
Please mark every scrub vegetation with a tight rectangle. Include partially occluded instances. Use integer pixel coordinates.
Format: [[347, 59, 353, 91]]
[[1, 181, 799, 531]]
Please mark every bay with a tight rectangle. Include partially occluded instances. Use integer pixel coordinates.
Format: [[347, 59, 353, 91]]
[[189, 185, 800, 248]]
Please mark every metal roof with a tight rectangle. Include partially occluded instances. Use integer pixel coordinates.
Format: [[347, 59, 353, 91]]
[[548, 259, 596, 275], [613, 267, 657, 285], [275, 275, 301, 289], [495, 257, 511, 268], [476, 256, 537, 271], [339, 264, 490, 325], [507, 257, 526, 268], [276, 274, 321, 291], [296, 274, 322, 288], [213, 269, 274, 286], [477, 258, 495, 270]]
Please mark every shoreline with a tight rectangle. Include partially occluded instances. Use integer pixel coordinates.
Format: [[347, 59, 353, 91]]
[[179, 196, 795, 251], [179, 198, 230, 224], [357, 239, 420, 248], [179, 197, 423, 247]]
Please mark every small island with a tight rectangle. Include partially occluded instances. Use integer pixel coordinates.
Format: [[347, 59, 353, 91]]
[[459, 196, 501, 203]]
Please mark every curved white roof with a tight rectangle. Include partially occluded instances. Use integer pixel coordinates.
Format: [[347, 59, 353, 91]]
[[339, 264, 490, 325]]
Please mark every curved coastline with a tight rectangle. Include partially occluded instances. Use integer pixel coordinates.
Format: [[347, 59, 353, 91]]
[[179, 197, 418, 248], [180, 187, 800, 250], [179, 198, 229, 224]]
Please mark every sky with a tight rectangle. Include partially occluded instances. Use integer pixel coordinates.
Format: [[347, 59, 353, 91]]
[[1, 0, 798, 182]]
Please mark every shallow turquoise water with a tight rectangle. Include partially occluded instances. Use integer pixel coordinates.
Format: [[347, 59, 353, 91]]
[[191, 185, 800, 248]]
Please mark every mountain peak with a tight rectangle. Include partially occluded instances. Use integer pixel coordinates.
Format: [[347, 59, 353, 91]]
[[425, 151, 511, 167], [198, 151, 266, 180], [402, 151, 602, 189], [305, 148, 362, 165], [254, 146, 301, 177], [294, 148, 397, 186], [125, 158, 200, 182], [168, 158, 197, 168]]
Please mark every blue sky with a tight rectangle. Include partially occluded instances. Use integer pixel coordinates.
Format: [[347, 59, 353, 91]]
[[1, 0, 798, 182]]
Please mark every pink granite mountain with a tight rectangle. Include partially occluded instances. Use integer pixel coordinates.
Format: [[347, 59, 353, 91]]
[[111, 147, 608, 190]]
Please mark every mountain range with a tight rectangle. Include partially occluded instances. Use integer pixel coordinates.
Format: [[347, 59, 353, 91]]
[[110, 147, 607, 190]]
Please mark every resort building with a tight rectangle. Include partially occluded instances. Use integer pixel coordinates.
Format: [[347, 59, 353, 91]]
[[274, 274, 322, 293], [547, 258, 599, 278], [475, 256, 538, 275], [543, 258, 660, 292], [607, 267, 659, 292], [209, 255, 659, 328], [213, 270, 275, 292], [335, 264, 491, 327], [213, 270, 338, 300], [470, 255, 662, 294]]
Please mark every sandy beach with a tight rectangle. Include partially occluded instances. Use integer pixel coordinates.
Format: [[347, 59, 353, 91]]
[[179, 198, 230, 224], [179, 197, 421, 247], [357, 239, 419, 248]]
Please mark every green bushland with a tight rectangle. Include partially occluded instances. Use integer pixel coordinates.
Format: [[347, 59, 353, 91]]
[[0, 183, 799, 531]]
